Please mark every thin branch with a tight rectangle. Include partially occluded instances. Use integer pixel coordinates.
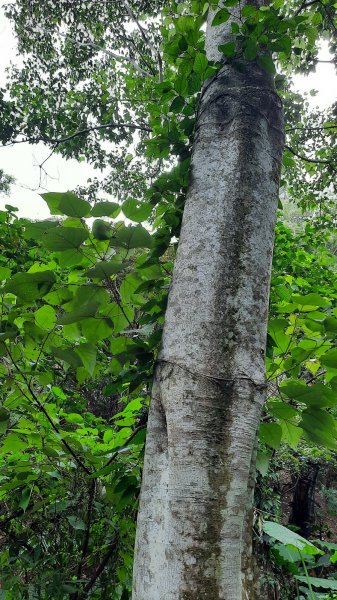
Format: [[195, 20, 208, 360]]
[[102, 424, 146, 471], [284, 145, 337, 169], [285, 125, 337, 133], [7, 346, 91, 475], [295, 0, 320, 16], [71, 480, 96, 600], [80, 538, 118, 597], [122, 0, 163, 81], [33, 25, 151, 77], [0, 121, 152, 149]]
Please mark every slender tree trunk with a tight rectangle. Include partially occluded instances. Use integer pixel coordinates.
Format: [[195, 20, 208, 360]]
[[133, 2, 284, 598]]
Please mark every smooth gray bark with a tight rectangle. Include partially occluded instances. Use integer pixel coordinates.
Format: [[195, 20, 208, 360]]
[[133, 2, 284, 598]]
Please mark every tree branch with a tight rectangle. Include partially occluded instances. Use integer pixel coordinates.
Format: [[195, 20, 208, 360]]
[[33, 24, 152, 77], [80, 538, 119, 597], [122, 0, 163, 81], [0, 121, 152, 149], [285, 125, 337, 133], [284, 145, 337, 170]]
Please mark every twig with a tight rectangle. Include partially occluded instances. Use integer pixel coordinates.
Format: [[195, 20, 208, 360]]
[[285, 125, 337, 133], [0, 121, 151, 149], [81, 538, 118, 597], [284, 145, 337, 169], [295, 0, 320, 16], [122, 0, 163, 81], [102, 424, 146, 470], [33, 25, 151, 77], [6, 346, 91, 475]]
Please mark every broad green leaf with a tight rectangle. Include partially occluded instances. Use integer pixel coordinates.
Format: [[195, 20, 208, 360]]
[[41, 226, 89, 251], [81, 318, 113, 342], [0, 407, 10, 434], [256, 450, 271, 476], [58, 302, 100, 325], [4, 271, 56, 302], [291, 293, 330, 310], [91, 201, 120, 217], [122, 198, 152, 223], [114, 224, 152, 249], [74, 343, 96, 375], [259, 423, 282, 449], [280, 381, 337, 407], [35, 305, 56, 331], [0, 266, 11, 280], [92, 219, 113, 240], [300, 408, 337, 450], [267, 400, 298, 420], [41, 192, 91, 217], [193, 53, 208, 74], [19, 487, 32, 512], [85, 260, 124, 279], [321, 349, 337, 369], [280, 422, 303, 449], [52, 347, 83, 368], [263, 521, 321, 555], [295, 576, 337, 590], [22, 219, 59, 240], [212, 8, 230, 26], [218, 41, 236, 58], [67, 515, 86, 530], [257, 54, 276, 74]]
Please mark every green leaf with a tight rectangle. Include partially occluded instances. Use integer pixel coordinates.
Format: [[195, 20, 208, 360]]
[[35, 305, 56, 331], [19, 487, 32, 512], [218, 41, 236, 58], [92, 219, 113, 240], [91, 201, 120, 218], [280, 422, 303, 449], [0, 266, 11, 280], [74, 343, 96, 375], [256, 450, 271, 476], [41, 192, 91, 217], [85, 260, 124, 279], [244, 39, 258, 61], [267, 400, 298, 420], [22, 219, 59, 241], [257, 54, 276, 74], [81, 318, 113, 342], [52, 347, 83, 368], [114, 224, 152, 249], [41, 226, 89, 251], [212, 8, 230, 26], [58, 302, 100, 325], [259, 422, 282, 449], [122, 198, 152, 223], [300, 408, 337, 450], [0, 407, 10, 434], [321, 349, 337, 369], [295, 576, 337, 590], [193, 53, 208, 74], [292, 293, 330, 310], [67, 515, 86, 530], [280, 381, 337, 408], [263, 521, 321, 555], [4, 271, 56, 302]]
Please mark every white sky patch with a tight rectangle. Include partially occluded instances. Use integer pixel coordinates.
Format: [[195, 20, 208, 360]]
[[0, 3, 336, 218]]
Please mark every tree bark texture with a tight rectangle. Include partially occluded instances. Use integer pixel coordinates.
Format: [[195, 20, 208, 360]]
[[133, 3, 284, 599]]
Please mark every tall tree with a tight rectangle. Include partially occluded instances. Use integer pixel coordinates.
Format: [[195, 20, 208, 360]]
[[133, 3, 284, 599]]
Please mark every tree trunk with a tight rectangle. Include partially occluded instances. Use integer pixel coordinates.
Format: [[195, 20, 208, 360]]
[[133, 3, 284, 599]]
